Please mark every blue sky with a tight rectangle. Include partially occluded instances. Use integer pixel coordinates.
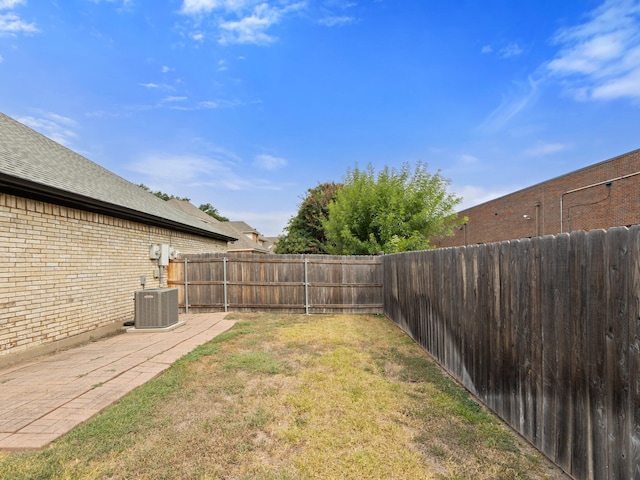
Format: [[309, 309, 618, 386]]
[[1, 0, 639, 237]]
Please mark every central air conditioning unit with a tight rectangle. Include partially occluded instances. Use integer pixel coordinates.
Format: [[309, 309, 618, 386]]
[[134, 288, 179, 329]]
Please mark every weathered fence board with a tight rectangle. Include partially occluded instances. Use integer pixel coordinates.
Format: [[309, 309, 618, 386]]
[[540, 235, 557, 457], [383, 226, 640, 480], [554, 233, 572, 472], [608, 226, 631, 479], [587, 229, 607, 480], [631, 228, 640, 480], [168, 253, 383, 314], [570, 230, 589, 480]]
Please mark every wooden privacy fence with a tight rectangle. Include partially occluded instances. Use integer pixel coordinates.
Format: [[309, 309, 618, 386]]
[[383, 226, 640, 480], [168, 253, 383, 314]]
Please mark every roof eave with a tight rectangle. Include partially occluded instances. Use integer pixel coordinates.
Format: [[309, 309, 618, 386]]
[[0, 173, 237, 242]]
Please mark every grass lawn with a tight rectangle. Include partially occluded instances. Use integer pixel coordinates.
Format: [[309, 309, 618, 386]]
[[0, 313, 567, 479]]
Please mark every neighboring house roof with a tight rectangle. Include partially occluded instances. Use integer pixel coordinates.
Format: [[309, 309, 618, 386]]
[[168, 199, 270, 253], [227, 220, 272, 253], [263, 237, 278, 252], [227, 220, 259, 233], [167, 198, 224, 226], [0, 113, 236, 242]]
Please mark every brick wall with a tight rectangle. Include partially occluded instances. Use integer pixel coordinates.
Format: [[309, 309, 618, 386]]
[[437, 149, 640, 247], [0, 193, 227, 364]]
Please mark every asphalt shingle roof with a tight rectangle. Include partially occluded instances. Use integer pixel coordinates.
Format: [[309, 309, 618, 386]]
[[0, 112, 236, 241], [167, 199, 270, 253]]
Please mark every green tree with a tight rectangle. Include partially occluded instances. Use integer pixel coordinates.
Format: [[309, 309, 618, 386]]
[[275, 182, 342, 254], [139, 184, 228, 221], [323, 162, 464, 255], [138, 184, 190, 202], [199, 203, 229, 222]]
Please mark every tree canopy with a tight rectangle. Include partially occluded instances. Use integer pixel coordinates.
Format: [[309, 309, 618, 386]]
[[199, 203, 229, 222], [138, 184, 190, 202], [275, 182, 342, 254], [322, 162, 464, 255], [138, 184, 228, 221]]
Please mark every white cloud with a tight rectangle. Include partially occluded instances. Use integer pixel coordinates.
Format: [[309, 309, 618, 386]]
[[0, 12, 38, 34], [129, 154, 222, 184], [481, 42, 523, 58], [453, 185, 519, 211], [161, 65, 172, 73], [17, 112, 78, 147], [459, 154, 478, 164], [45, 112, 78, 127], [128, 151, 286, 197], [85, 109, 123, 118], [198, 100, 222, 108], [499, 43, 524, 58], [128, 146, 295, 236], [218, 3, 285, 45], [315, 0, 357, 28], [138, 82, 179, 92], [318, 15, 354, 27], [161, 96, 188, 102], [181, 0, 256, 15], [480, 0, 640, 135], [88, 0, 133, 9], [591, 63, 640, 98], [0, 0, 24, 9], [0, 53, 3, 63], [547, 0, 640, 100], [253, 154, 287, 170], [477, 77, 539, 133], [179, 0, 307, 46], [181, 0, 215, 14], [524, 142, 570, 156], [165, 98, 241, 110]]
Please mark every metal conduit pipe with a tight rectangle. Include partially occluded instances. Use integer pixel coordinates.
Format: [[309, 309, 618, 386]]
[[559, 170, 640, 233]]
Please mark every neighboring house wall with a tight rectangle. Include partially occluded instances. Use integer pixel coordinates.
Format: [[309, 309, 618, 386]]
[[0, 193, 226, 366], [437, 148, 640, 247]]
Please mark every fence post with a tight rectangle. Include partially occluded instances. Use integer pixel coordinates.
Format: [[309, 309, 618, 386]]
[[184, 257, 189, 314], [304, 257, 309, 315], [223, 256, 228, 313]]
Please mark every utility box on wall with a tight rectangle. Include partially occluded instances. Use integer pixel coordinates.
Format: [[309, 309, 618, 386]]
[[150, 244, 179, 266], [134, 288, 179, 328], [159, 244, 171, 266]]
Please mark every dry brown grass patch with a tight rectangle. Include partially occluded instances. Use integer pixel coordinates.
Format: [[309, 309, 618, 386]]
[[0, 313, 567, 480]]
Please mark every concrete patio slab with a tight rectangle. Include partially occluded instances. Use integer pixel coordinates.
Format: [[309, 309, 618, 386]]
[[0, 312, 234, 451]]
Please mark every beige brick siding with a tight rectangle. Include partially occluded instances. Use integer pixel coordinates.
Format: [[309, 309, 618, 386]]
[[0, 193, 227, 361]]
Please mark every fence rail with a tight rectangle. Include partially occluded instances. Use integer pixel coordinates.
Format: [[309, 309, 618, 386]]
[[383, 226, 640, 480], [168, 253, 383, 314]]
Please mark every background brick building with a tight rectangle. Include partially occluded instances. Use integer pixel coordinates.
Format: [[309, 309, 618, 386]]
[[437, 148, 640, 247]]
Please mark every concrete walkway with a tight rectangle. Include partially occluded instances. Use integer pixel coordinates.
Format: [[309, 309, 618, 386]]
[[0, 313, 235, 451]]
